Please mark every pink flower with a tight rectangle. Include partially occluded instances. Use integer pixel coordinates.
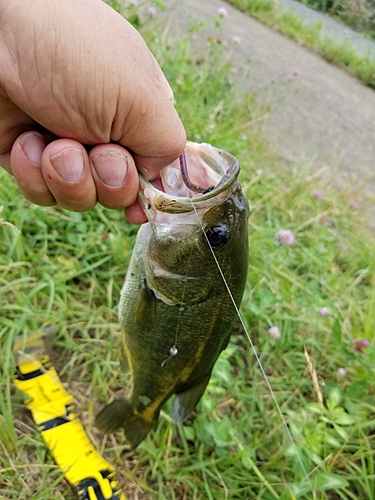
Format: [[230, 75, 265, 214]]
[[276, 229, 295, 246], [313, 190, 324, 199], [271, 77, 277, 83], [294, 68, 301, 76], [217, 6, 228, 16], [231, 67, 238, 74], [349, 200, 358, 208], [353, 339, 370, 353], [320, 307, 330, 317], [287, 75, 294, 81], [129, 0, 138, 4], [268, 326, 281, 339], [231, 35, 241, 43], [147, 5, 157, 16]]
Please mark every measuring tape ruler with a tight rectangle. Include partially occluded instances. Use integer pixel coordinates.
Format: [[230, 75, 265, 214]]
[[13, 328, 126, 500]]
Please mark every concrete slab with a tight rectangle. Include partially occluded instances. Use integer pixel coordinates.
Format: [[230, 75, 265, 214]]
[[159, 0, 375, 198]]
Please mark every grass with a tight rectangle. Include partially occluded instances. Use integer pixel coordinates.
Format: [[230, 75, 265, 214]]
[[226, 0, 375, 89], [294, 0, 375, 40], [1, 1, 375, 499]]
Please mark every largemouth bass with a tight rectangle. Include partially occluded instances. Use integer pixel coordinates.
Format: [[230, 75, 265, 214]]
[[96, 141, 249, 449]]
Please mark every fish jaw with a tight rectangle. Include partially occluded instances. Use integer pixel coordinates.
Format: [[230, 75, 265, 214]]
[[138, 141, 239, 219]]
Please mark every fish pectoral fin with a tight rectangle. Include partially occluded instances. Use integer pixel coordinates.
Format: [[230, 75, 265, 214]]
[[135, 286, 156, 329], [171, 373, 212, 424], [95, 398, 154, 449]]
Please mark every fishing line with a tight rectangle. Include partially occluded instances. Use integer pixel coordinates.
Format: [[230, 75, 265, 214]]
[[161, 243, 196, 367], [189, 198, 313, 492]]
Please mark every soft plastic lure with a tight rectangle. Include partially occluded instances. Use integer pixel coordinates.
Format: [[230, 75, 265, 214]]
[[13, 327, 126, 500]]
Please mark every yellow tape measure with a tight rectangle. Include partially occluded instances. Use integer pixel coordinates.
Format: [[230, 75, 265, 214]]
[[13, 328, 126, 500]]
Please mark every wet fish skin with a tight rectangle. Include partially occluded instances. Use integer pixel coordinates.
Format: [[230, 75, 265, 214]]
[[96, 143, 249, 449]]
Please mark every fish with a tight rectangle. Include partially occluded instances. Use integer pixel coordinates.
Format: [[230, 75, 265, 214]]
[[95, 141, 249, 449]]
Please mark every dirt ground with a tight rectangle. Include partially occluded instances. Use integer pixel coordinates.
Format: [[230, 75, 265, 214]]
[[160, 0, 375, 217]]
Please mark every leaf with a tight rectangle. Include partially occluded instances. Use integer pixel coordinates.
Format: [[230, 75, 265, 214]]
[[328, 387, 342, 409], [288, 483, 311, 498], [305, 402, 322, 414], [333, 412, 355, 426], [333, 423, 349, 440], [312, 472, 349, 491], [346, 380, 367, 398], [182, 426, 195, 441], [325, 434, 341, 448], [331, 319, 342, 345]]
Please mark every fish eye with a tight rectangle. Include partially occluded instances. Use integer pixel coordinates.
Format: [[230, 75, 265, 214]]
[[205, 224, 230, 248]]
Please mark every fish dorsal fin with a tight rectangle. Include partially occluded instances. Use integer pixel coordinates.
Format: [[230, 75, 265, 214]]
[[170, 372, 212, 424]]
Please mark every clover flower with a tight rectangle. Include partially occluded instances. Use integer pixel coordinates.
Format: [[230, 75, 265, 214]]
[[217, 6, 228, 16], [320, 307, 330, 317], [276, 229, 295, 246], [268, 326, 281, 339], [353, 339, 370, 353], [313, 190, 324, 199], [147, 5, 157, 16]]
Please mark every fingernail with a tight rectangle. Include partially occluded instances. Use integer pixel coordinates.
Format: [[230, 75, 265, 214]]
[[50, 148, 85, 182], [91, 151, 128, 187], [21, 132, 45, 166]]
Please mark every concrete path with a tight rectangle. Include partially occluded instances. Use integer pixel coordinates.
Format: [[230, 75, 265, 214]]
[[160, 0, 375, 204], [279, 0, 375, 58]]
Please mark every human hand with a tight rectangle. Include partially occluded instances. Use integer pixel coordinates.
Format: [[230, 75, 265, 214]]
[[0, 0, 186, 223]]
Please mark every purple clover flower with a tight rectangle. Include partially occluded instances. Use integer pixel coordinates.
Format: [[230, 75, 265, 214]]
[[320, 307, 330, 317], [276, 229, 295, 246], [353, 339, 370, 353], [268, 326, 281, 339], [217, 6, 228, 16], [147, 5, 157, 16]]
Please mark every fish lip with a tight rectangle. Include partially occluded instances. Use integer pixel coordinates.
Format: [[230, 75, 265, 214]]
[[138, 142, 240, 214]]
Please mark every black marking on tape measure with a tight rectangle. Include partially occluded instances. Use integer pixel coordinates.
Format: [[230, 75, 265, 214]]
[[77, 469, 122, 500], [39, 416, 70, 431], [15, 359, 52, 381], [39, 404, 75, 431], [15, 366, 45, 381]]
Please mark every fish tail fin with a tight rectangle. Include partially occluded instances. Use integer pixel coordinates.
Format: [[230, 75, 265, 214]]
[[95, 398, 154, 449]]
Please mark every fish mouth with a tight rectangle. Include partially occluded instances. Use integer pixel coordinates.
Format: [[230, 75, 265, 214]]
[[138, 141, 239, 216]]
